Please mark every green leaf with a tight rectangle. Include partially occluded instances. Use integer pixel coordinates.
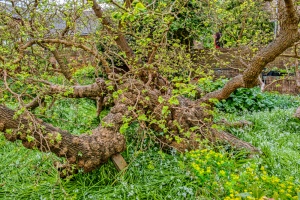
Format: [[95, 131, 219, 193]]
[[119, 123, 129, 134], [138, 114, 147, 121], [158, 96, 164, 104], [168, 96, 179, 105], [162, 106, 169, 115], [26, 135, 35, 142], [135, 2, 145, 10]]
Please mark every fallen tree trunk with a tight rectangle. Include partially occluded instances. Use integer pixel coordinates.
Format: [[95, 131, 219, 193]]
[[0, 105, 126, 173], [0, 77, 260, 174]]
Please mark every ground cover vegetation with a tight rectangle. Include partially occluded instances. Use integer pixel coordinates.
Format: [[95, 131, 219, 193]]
[[0, 93, 299, 199], [0, 0, 300, 199]]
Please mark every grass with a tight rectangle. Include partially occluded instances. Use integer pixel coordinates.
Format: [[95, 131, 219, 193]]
[[0, 94, 300, 199], [217, 108, 300, 184], [0, 135, 200, 199], [36, 98, 99, 135]]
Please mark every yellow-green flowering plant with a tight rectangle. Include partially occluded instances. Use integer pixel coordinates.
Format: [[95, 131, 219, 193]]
[[187, 149, 300, 199]]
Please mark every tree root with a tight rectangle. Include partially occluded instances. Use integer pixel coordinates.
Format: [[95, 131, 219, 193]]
[[217, 119, 253, 128], [214, 130, 260, 154]]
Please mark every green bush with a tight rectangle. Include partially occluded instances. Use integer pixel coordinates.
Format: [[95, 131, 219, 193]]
[[216, 87, 299, 113]]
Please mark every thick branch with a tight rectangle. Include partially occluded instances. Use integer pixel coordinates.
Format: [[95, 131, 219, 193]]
[[25, 78, 108, 110], [90, 0, 134, 61], [284, 0, 299, 21], [51, 50, 74, 82], [242, 34, 300, 86], [48, 78, 108, 98], [38, 42, 76, 82], [0, 105, 126, 172], [201, 75, 245, 102], [25, 96, 45, 110]]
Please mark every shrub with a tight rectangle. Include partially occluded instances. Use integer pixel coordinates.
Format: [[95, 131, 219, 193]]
[[215, 87, 299, 113]]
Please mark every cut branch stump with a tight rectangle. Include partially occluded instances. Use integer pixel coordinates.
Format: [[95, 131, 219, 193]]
[[111, 153, 127, 171]]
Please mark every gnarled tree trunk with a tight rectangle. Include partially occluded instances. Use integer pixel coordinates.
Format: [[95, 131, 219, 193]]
[[0, 105, 125, 173]]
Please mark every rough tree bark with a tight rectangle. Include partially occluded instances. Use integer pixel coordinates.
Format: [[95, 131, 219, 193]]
[[0, 104, 126, 173], [0, 0, 299, 174]]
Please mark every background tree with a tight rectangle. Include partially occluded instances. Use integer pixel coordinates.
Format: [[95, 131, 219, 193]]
[[0, 0, 299, 174]]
